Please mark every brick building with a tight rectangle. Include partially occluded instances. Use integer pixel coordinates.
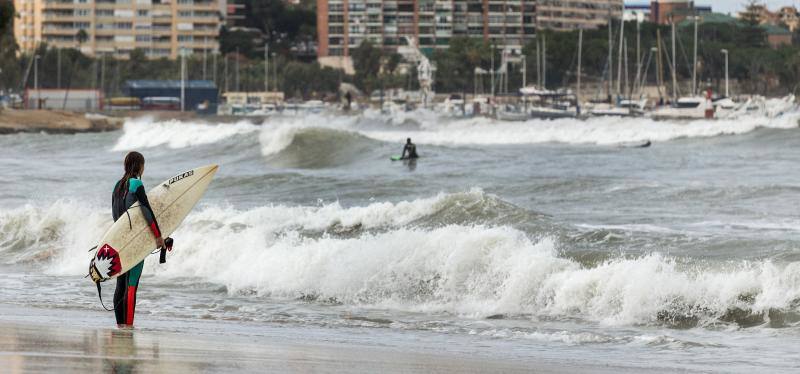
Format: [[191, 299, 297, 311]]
[[317, 0, 622, 67], [649, 0, 693, 25]]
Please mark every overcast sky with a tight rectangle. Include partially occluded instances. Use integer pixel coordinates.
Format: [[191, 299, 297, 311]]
[[706, 1, 798, 14], [629, 1, 800, 15]]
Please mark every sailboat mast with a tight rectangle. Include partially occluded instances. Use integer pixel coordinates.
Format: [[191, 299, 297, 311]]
[[536, 38, 541, 87], [624, 39, 630, 98], [577, 28, 583, 103], [617, 15, 625, 97], [490, 44, 495, 97], [657, 29, 664, 100], [607, 13, 613, 101], [635, 18, 641, 97], [542, 34, 547, 90], [692, 13, 698, 96], [671, 20, 677, 100]]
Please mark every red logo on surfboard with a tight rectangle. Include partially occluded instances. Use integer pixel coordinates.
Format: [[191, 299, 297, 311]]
[[95, 244, 122, 277]]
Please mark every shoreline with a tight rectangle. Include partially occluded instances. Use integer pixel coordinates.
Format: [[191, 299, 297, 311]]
[[0, 109, 123, 134], [0, 303, 664, 373], [0, 109, 268, 135]]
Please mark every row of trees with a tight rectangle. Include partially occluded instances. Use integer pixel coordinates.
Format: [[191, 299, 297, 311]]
[[0, 46, 341, 99], [343, 10, 800, 97], [3, 0, 800, 99], [0, 0, 335, 99], [427, 20, 799, 97]]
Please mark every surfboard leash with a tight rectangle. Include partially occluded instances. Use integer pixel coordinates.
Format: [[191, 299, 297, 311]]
[[95, 281, 120, 312]]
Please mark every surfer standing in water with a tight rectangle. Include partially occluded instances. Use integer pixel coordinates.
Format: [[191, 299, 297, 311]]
[[400, 138, 419, 160], [111, 151, 164, 328]]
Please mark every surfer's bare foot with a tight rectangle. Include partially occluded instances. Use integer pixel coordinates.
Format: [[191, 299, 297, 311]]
[[117, 324, 133, 329]]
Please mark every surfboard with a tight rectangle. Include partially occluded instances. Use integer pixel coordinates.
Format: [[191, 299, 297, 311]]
[[89, 164, 219, 283], [392, 155, 422, 161], [619, 140, 652, 148]]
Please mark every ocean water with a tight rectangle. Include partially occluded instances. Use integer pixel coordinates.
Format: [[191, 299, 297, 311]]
[[3, 105, 800, 372]]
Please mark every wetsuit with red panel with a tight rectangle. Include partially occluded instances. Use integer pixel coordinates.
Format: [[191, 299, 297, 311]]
[[111, 177, 161, 326]]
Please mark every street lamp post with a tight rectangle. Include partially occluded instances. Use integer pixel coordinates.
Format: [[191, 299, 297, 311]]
[[265, 43, 269, 92], [271, 52, 277, 93], [721, 49, 729, 98], [34, 55, 41, 109], [180, 48, 187, 112]]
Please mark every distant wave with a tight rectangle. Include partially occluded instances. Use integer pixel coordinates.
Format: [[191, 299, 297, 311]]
[[5, 192, 800, 328], [362, 109, 800, 146], [109, 103, 800, 154], [112, 117, 260, 150], [259, 125, 379, 168]]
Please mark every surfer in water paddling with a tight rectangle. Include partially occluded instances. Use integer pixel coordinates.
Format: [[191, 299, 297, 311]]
[[400, 138, 419, 160], [111, 151, 164, 328]]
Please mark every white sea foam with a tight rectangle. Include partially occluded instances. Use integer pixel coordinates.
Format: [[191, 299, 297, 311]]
[[258, 105, 800, 153], [361, 110, 800, 146], [112, 117, 259, 150], [160, 218, 800, 326], [7, 194, 800, 327], [475, 329, 618, 345], [111, 105, 800, 154], [0, 201, 109, 267]]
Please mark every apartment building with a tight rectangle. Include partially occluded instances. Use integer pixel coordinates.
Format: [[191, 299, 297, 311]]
[[317, 0, 622, 60], [225, 0, 246, 28], [537, 0, 623, 31], [14, 0, 222, 60]]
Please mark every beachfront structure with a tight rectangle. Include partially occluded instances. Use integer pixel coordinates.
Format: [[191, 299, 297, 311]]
[[624, 4, 651, 22], [222, 91, 285, 106], [13, 0, 223, 60], [648, 0, 711, 25], [123, 80, 218, 110], [24, 88, 103, 110], [317, 0, 623, 70]]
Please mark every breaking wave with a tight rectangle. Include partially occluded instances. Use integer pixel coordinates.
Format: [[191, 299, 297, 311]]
[[4, 192, 800, 329], [0, 201, 109, 265], [112, 117, 260, 150], [259, 125, 381, 168], [108, 104, 800, 155]]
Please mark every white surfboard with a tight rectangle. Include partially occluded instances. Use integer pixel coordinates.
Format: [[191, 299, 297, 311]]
[[89, 164, 219, 283]]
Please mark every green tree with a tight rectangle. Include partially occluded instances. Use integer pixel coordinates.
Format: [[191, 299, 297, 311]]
[[385, 52, 402, 75], [0, 0, 20, 92], [432, 37, 492, 93], [219, 27, 260, 58], [76, 29, 89, 45], [0, 0, 13, 35], [244, 0, 316, 52], [351, 41, 383, 93]]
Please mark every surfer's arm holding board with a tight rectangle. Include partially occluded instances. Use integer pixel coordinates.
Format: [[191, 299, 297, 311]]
[[130, 178, 164, 248]]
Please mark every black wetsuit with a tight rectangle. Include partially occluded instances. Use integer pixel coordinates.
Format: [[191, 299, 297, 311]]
[[402, 143, 419, 159], [111, 177, 161, 326]]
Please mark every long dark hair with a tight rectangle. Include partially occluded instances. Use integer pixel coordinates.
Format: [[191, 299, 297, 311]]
[[115, 151, 145, 198]]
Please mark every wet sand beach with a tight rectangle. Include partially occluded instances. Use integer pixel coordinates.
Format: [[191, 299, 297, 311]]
[[0, 304, 655, 374], [5, 109, 800, 373]]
